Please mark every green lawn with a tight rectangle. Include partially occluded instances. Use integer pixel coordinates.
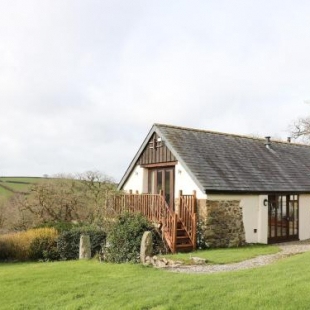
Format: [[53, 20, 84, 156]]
[[1, 249, 310, 309], [161, 244, 279, 264]]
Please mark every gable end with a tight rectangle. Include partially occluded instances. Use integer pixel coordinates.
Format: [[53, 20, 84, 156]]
[[138, 132, 176, 166]]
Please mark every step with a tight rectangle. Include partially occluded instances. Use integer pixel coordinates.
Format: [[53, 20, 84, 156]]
[[176, 236, 191, 244], [175, 244, 193, 253], [177, 229, 187, 236]]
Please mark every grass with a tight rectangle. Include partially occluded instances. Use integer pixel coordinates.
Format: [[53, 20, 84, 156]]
[[0, 177, 41, 183], [0, 186, 11, 197], [0, 177, 43, 198], [1, 247, 309, 309], [160, 244, 280, 264]]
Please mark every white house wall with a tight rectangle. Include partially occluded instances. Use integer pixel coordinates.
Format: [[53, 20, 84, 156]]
[[207, 194, 268, 244], [123, 163, 206, 198], [175, 162, 206, 199], [122, 166, 147, 194], [299, 195, 310, 241]]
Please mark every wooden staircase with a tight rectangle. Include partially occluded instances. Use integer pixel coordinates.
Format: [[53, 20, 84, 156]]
[[175, 220, 194, 252], [110, 191, 197, 253]]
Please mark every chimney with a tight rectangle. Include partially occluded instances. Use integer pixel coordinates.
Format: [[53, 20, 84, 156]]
[[287, 137, 291, 143], [265, 136, 271, 148]]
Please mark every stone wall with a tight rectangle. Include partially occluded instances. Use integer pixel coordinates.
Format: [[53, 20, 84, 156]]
[[197, 199, 245, 248]]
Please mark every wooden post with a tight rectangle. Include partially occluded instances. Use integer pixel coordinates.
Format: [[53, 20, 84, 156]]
[[192, 190, 197, 213], [175, 190, 182, 217], [172, 213, 178, 253], [192, 213, 197, 251], [192, 190, 197, 250]]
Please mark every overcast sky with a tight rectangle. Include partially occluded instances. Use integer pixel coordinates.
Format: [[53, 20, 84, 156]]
[[1, 0, 310, 181]]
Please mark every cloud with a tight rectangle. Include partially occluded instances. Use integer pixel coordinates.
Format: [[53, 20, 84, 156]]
[[1, 0, 310, 179]]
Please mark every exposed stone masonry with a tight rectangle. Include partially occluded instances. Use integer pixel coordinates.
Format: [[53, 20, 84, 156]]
[[198, 200, 246, 248]]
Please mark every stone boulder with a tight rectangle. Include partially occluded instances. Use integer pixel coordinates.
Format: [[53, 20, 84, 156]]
[[144, 255, 183, 268], [79, 234, 91, 259], [190, 256, 207, 265], [140, 231, 153, 264]]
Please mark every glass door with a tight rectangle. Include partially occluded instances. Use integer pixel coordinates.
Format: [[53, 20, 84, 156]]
[[148, 167, 175, 210], [268, 194, 299, 243]]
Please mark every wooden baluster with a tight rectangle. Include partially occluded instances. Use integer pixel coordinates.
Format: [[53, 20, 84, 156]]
[[172, 213, 177, 253]]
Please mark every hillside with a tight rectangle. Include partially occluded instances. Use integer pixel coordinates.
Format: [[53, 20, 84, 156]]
[[0, 177, 44, 198]]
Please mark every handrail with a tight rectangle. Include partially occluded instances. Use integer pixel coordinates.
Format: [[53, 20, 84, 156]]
[[179, 193, 197, 250], [107, 193, 177, 253]]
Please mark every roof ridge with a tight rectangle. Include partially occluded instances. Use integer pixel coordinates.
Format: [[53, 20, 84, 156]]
[[154, 123, 309, 147]]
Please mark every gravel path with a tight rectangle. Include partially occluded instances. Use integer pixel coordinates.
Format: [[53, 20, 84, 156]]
[[167, 240, 310, 274]]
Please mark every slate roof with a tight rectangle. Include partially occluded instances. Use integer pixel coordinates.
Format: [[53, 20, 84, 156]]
[[119, 124, 310, 194]]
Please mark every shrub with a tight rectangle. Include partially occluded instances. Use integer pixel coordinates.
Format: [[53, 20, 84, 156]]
[[0, 239, 12, 261], [105, 212, 159, 263], [57, 227, 106, 260], [29, 236, 59, 261], [196, 219, 210, 250], [0, 228, 59, 261]]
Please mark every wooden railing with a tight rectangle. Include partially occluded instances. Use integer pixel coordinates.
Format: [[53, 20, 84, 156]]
[[107, 192, 177, 253], [179, 190, 197, 250]]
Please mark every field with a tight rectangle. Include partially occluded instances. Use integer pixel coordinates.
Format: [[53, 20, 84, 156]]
[[1, 246, 310, 310], [0, 177, 44, 198]]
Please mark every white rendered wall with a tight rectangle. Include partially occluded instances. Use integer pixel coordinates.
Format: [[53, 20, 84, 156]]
[[257, 195, 268, 244], [122, 166, 147, 194], [299, 195, 310, 240], [207, 194, 268, 244], [174, 162, 206, 199], [123, 163, 205, 198]]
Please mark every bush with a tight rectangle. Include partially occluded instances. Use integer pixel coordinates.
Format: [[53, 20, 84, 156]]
[[0, 228, 59, 261], [29, 236, 60, 261], [105, 213, 160, 263], [0, 239, 12, 261], [57, 227, 106, 260]]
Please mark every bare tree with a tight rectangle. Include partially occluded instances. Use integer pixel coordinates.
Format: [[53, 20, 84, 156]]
[[0, 171, 119, 232], [291, 116, 310, 142], [77, 171, 118, 225], [16, 178, 81, 225], [290, 101, 310, 142], [9, 171, 119, 229]]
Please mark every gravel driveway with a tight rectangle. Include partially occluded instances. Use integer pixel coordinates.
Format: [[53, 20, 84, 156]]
[[168, 240, 310, 274]]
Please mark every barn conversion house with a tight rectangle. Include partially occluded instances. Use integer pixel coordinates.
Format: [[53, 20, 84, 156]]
[[118, 124, 310, 252]]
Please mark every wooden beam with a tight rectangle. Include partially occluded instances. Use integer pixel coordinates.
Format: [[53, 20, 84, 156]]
[[141, 161, 177, 168]]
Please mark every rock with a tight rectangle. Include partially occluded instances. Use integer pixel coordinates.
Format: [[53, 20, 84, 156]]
[[140, 231, 153, 264], [141, 253, 184, 269], [79, 234, 91, 259], [162, 258, 168, 265], [155, 260, 167, 268], [144, 256, 152, 266], [190, 256, 207, 265]]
